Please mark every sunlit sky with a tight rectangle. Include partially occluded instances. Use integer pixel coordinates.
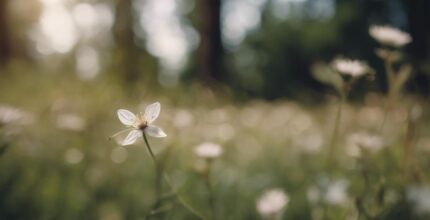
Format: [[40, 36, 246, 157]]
[[27, 0, 335, 80]]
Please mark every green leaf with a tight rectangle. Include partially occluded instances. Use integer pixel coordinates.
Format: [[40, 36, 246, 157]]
[[311, 62, 344, 94], [392, 64, 412, 96]]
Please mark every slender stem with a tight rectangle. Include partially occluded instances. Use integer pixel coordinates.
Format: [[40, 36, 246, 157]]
[[384, 59, 395, 92], [379, 59, 395, 133], [162, 173, 206, 219], [143, 133, 206, 219], [143, 134, 162, 219], [403, 110, 416, 183], [327, 93, 345, 168], [378, 104, 389, 134], [204, 160, 216, 220], [143, 133, 157, 161]]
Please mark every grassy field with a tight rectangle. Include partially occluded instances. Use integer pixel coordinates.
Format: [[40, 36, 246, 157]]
[[0, 66, 429, 220]]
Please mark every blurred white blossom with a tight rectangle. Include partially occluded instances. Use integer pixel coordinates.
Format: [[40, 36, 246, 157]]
[[369, 25, 412, 47], [256, 188, 289, 217], [194, 142, 223, 159], [0, 104, 34, 126], [407, 186, 430, 216], [173, 109, 194, 128], [65, 148, 84, 164], [346, 132, 384, 157], [307, 186, 321, 204], [57, 113, 86, 131], [113, 102, 166, 146], [294, 130, 323, 153], [324, 179, 349, 206], [332, 58, 369, 77]]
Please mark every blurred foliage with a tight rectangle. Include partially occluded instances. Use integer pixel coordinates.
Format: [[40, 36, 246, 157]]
[[0, 0, 429, 100], [226, 0, 429, 101], [0, 68, 430, 219], [1, 0, 430, 219]]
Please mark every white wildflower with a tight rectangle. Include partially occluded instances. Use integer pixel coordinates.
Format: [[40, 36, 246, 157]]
[[0, 104, 34, 126], [112, 102, 166, 146], [194, 142, 223, 159], [407, 186, 430, 216], [332, 58, 369, 77], [173, 109, 194, 128], [256, 189, 289, 217], [347, 132, 384, 157], [294, 131, 323, 153], [324, 179, 349, 206], [65, 148, 84, 164], [57, 113, 86, 131], [307, 186, 321, 204], [369, 25, 412, 47]]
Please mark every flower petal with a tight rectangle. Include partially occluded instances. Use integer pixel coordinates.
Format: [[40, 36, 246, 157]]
[[122, 130, 142, 146], [117, 109, 137, 126], [110, 128, 134, 139], [145, 125, 167, 138], [143, 102, 160, 124]]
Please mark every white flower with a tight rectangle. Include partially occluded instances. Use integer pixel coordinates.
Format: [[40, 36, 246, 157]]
[[347, 132, 384, 156], [65, 148, 84, 164], [307, 186, 321, 204], [256, 189, 289, 217], [407, 186, 430, 216], [0, 104, 34, 126], [332, 58, 369, 77], [324, 179, 349, 206], [113, 102, 166, 146], [369, 25, 412, 47], [194, 142, 223, 159], [57, 113, 86, 131]]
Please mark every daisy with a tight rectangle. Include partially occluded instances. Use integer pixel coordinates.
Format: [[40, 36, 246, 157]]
[[113, 102, 166, 146], [369, 25, 412, 47], [194, 142, 223, 159], [256, 189, 289, 217], [331, 58, 369, 77]]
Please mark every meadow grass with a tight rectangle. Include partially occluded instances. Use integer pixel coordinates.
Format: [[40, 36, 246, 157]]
[[0, 69, 429, 220]]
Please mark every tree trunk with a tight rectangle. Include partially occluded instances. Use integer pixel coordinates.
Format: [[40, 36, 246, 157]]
[[402, 0, 430, 94], [113, 0, 140, 83], [0, 0, 11, 66], [196, 0, 224, 83]]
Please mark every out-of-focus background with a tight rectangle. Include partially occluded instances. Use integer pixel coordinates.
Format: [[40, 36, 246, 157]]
[[0, 0, 429, 98], [1, 0, 430, 219]]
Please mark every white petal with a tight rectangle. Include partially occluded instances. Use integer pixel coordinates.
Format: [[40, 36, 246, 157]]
[[145, 125, 167, 138], [122, 130, 142, 146], [143, 102, 160, 124], [117, 109, 137, 126], [110, 128, 134, 139], [110, 128, 134, 145]]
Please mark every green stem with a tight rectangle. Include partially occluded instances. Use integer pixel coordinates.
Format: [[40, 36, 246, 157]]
[[143, 133, 157, 161], [384, 59, 395, 92], [379, 59, 395, 133], [143, 134, 162, 220], [204, 160, 216, 220], [402, 109, 416, 183], [327, 93, 345, 168], [378, 104, 390, 134], [143, 133, 206, 219], [162, 172, 206, 219]]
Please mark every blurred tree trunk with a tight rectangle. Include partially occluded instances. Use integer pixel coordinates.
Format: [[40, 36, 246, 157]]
[[196, 0, 224, 83], [403, 0, 430, 94], [0, 0, 11, 66], [113, 0, 140, 84], [403, 0, 430, 62]]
